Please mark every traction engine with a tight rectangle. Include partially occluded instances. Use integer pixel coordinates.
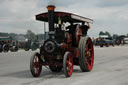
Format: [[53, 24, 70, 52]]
[[30, 5, 94, 77]]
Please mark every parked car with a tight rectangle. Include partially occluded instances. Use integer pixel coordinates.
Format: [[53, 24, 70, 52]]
[[94, 37, 115, 47]]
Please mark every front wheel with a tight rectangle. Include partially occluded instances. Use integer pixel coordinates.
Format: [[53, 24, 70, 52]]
[[63, 52, 73, 77], [30, 52, 42, 77]]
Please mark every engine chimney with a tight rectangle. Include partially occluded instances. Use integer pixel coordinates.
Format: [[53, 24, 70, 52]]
[[47, 5, 55, 32]]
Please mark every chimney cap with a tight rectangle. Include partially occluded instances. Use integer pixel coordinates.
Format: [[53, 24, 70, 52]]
[[47, 5, 56, 11]]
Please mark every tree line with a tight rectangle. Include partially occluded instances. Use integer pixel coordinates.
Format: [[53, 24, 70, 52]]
[[99, 31, 128, 37], [0, 30, 46, 41]]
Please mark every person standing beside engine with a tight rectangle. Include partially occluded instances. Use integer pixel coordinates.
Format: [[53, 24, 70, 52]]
[[81, 22, 90, 36]]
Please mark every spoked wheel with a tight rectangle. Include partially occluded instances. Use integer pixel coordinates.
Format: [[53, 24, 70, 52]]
[[63, 52, 73, 77], [79, 36, 94, 72], [3, 44, 9, 52], [49, 66, 62, 72], [10, 46, 18, 52], [30, 52, 42, 77]]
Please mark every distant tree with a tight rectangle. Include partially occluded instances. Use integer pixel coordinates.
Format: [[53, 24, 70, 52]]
[[26, 30, 36, 41], [105, 31, 111, 37], [99, 31, 111, 37], [99, 31, 105, 36]]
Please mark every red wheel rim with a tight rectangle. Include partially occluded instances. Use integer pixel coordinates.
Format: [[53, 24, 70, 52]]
[[33, 55, 41, 76], [66, 54, 73, 76], [85, 38, 94, 71]]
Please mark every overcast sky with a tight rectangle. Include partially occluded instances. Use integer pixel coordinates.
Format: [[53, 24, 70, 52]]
[[0, 0, 128, 37]]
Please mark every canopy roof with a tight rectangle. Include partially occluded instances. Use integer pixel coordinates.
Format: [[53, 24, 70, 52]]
[[36, 11, 93, 23]]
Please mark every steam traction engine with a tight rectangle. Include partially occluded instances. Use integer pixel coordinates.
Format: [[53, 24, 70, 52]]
[[30, 5, 94, 77]]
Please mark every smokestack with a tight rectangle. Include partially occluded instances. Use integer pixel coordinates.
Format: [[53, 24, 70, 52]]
[[47, 5, 56, 32]]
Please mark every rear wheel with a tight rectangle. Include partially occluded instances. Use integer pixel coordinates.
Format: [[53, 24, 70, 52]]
[[79, 36, 94, 72], [10, 46, 18, 52], [30, 52, 42, 77], [63, 52, 73, 77], [3, 44, 9, 52], [49, 66, 62, 72]]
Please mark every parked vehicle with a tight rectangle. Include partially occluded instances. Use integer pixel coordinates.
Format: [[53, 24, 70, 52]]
[[24, 39, 39, 51], [94, 35, 115, 47], [0, 37, 10, 52], [9, 40, 19, 52], [0, 37, 19, 53]]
